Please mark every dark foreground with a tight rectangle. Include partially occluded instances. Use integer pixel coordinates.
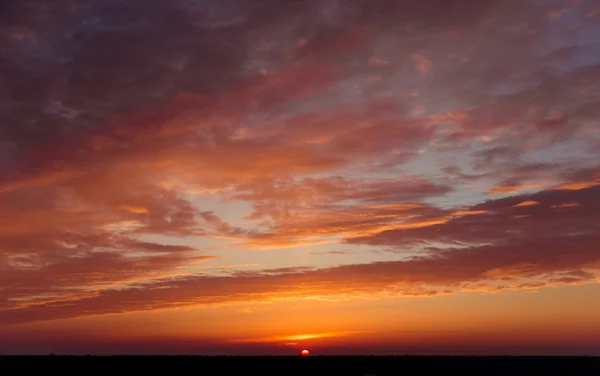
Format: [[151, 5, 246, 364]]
[[1, 356, 599, 375]]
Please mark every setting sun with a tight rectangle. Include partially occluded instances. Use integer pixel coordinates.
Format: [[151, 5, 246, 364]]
[[301, 349, 310, 356]]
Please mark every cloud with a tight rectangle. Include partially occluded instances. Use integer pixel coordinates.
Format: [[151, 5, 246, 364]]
[[512, 200, 540, 208], [489, 183, 543, 195], [2, 184, 600, 324], [228, 176, 451, 220], [310, 251, 353, 255], [228, 177, 451, 249], [348, 183, 600, 249], [1, 0, 600, 329], [228, 331, 370, 344], [411, 54, 433, 74]]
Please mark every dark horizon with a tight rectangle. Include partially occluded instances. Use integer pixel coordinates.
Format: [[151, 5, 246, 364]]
[[2, 355, 600, 375]]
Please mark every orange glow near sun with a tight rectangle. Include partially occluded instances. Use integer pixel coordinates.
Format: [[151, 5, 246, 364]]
[[301, 349, 310, 356]]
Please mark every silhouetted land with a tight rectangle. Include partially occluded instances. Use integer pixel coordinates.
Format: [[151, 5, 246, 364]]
[[1, 356, 599, 375]]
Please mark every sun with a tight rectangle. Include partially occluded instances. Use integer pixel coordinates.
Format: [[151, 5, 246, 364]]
[[301, 349, 310, 356]]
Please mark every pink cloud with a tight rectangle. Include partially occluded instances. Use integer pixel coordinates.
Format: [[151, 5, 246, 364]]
[[411, 54, 433, 74]]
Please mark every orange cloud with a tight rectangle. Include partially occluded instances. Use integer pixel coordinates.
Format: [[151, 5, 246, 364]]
[[513, 201, 540, 208], [452, 210, 487, 216], [556, 181, 599, 191], [551, 202, 581, 208], [2, 183, 599, 324], [119, 205, 149, 214], [489, 184, 542, 195], [228, 331, 368, 344]]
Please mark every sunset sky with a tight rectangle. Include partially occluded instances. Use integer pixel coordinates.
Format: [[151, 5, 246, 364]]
[[1, 0, 600, 355]]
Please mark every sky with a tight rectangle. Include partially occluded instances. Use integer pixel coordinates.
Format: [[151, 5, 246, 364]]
[[1, 0, 600, 356]]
